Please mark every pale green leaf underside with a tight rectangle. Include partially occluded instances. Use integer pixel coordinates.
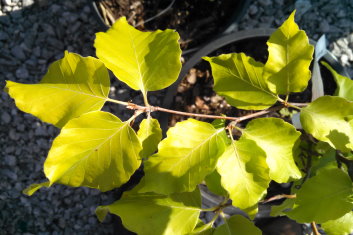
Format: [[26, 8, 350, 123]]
[[242, 117, 302, 182], [322, 61, 353, 101], [141, 119, 228, 194], [217, 138, 270, 216], [204, 53, 277, 110], [263, 10, 314, 95], [213, 215, 261, 235], [5, 51, 110, 128], [95, 17, 182, 93], [321, 211, 353, 235], [23, 181, 50, 196], [270, 198, 295, 217], [205, 170, 228, 197], [286, 168, 353, 223], [188, 220, 214, 235], [137, 118, 162, 158], [300, 96, 353, 152], [96, 189, 201, 235], [44, 111, 141, 192]]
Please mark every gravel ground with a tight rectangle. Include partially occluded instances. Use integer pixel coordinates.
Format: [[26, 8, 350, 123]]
[[0, 0, 352, 234]]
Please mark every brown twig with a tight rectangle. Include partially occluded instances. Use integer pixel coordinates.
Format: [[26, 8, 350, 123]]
[[107, 98, 286, 123], [261, 194, 296, 203], [311, 221, 321, 235]]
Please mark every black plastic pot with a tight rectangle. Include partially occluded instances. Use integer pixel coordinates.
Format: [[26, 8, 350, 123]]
[[159, 28, 350, 133], [89, 0, 251, 55]]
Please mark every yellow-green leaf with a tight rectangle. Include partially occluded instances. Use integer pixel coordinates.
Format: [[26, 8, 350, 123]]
[[321, 211, 353, 235], [217, 138, 270, 216], [300, 96, 353, 152], [5, 51, 110, 128], [241, 118, 302, 183], [95, 17, 182, 95], [322, 61, 353, 101], [44, 111, 141, 192], [23, 181, 50, 196], [286, 168, 353, 223], [96, 189, 201, 235], [263, 10, 314, 94], [204, 53, 277, 110], [213, 215, 261, 235], [141, 119, 228, 194], [137, 118, 162, 158]]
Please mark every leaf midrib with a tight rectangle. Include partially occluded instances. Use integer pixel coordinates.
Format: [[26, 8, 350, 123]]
[[52, 122, 130, 182], [165, 128, 225, 172], [39, 84, 108, 100]]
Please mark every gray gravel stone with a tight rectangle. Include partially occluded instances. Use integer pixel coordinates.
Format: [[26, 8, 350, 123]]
[[1, 111, 11, 124], [11, 45, 26, 60], [15, 66, 29, 79]]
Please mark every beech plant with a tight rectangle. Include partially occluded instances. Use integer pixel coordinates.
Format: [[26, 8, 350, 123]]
[[5, 10, 353, 234]]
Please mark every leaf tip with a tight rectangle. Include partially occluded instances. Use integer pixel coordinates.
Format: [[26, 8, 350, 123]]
[[95, 206, 109, 222], [22, 181, 50, 196]]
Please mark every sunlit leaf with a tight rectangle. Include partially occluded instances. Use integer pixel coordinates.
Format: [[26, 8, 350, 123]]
[[141, 119, 228, 194], [137, 118, 162, 158], [23, 181, 50, 196], [96, 189, 201, 235], [217, 138, 270, 215], [44, 111, 141, 192], [5, 51, 110, 127], [286, 168, 353, 223], [213, 215, 261, 235], [204, 53, 277, 110], [321, 211, 353, 235], [263, 10, 314, 94], [95, 17, 181, 95], [300, 96, 353, 152], [241, 118, 302, 182], [322, 61, 353, 101]]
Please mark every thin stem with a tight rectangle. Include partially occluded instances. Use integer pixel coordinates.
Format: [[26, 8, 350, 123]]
[[106, 98, 129, 106], [142, 91, 150, 107], [277, 97, 303, 110], [106, 98, 287, 123], [311, 222, 321, 235], [261, 194, 296, 203], [154, 106, 239, 121]]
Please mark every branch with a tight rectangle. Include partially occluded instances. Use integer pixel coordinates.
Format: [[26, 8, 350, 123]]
[[311, 222, 321, 235], [261, 194, 296, 203], [107, 98, 289, 123]]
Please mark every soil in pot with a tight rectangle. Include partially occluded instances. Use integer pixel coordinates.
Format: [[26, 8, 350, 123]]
[[94, 0, 243, 50]]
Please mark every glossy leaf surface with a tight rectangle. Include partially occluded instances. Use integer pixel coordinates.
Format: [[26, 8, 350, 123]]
[[321, 212, 353, 235], [322, 61, 353, 101], [217, 138, 270, 215], [286, 168, 353, 223], [263, 10, 314, 94], [204, 53, 277, 110], [137, 118, 162, 158], [213, 215, 261, 235], [141, 119, 228, 194], [95, 17, 181, 94], [241, 118, 301, 182], [5, 51, 110, 127], [300, 96, 353, 152], [44, 111, 141, 192], [96, 189, 201, 235]]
